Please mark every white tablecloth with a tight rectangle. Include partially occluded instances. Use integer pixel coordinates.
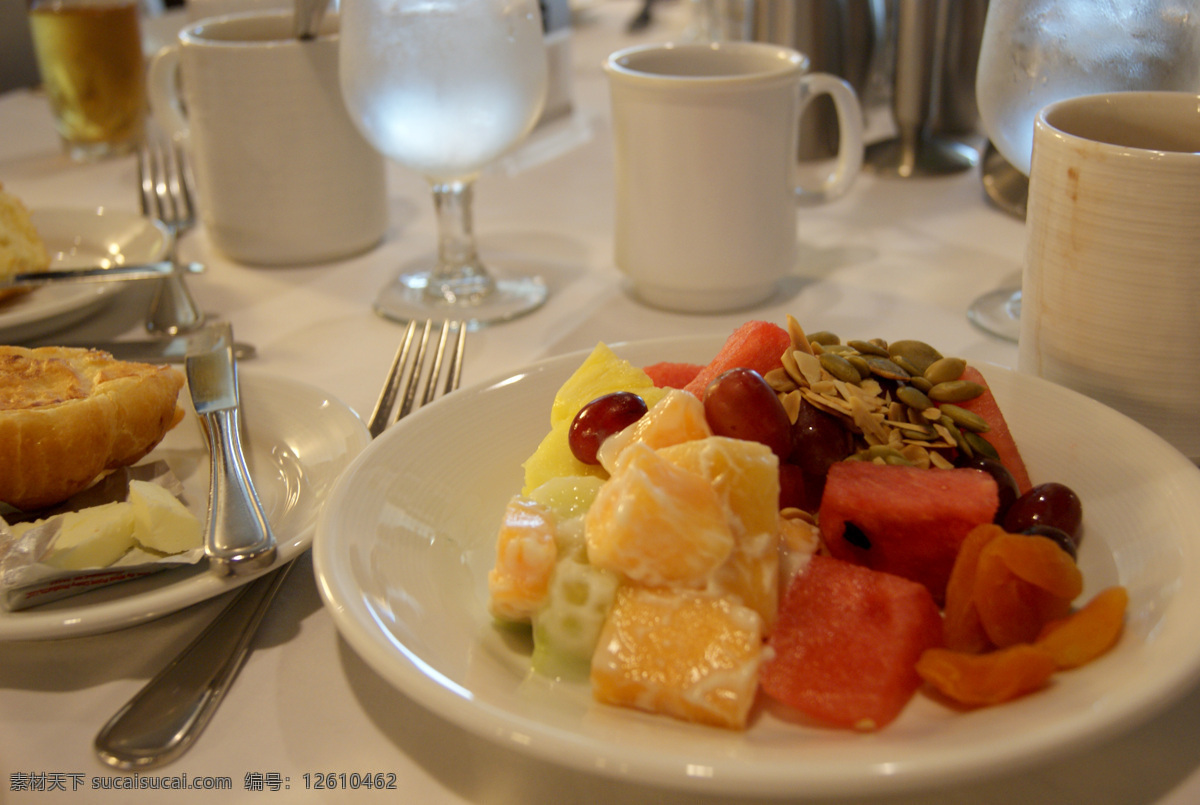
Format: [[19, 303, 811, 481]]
[[2, 2, 1199, 803]]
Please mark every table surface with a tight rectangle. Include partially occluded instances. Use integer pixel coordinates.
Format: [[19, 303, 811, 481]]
[[2, 2, 1199, 803]]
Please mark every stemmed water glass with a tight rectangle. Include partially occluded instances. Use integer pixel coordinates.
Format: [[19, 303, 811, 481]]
[[339, 0, 549, 328], [966, 0, 1200, 342]]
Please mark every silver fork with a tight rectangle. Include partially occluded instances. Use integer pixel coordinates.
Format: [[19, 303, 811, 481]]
[[137, 132, 205, 335], [93, 319, 467, 771]]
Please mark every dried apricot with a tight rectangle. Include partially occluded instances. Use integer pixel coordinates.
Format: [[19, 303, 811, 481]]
[[917, 644, 1057, 707], [942, 524, 1004, 653], [973, 533, 1082, 648], [1036, 586, 1128, 670]]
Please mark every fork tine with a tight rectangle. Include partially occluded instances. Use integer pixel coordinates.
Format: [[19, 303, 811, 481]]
[[367, 320, 465, 438], [166, 141, 196, 227], [136, 143, 157, 220]]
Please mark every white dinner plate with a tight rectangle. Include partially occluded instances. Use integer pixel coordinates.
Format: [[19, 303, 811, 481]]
[[313, 335, 1200, 797], [0, 208, 170, 343], [1, 372, 370, 641]]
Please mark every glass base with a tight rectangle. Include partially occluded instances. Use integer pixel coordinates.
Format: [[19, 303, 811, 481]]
[[374, 268, 547, 330], [864, 136, 979, 178], [981, 141, 1028, 220], [967, 287, 1022, 343]]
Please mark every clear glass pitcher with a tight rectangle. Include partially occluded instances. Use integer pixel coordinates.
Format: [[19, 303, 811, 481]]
[[976, 0, 1200, 177]]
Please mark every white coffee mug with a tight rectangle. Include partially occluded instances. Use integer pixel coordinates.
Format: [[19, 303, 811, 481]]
[[605, 41, 863, 313], [148, 11, 386, 266], [1018, 91, 1200, 461]]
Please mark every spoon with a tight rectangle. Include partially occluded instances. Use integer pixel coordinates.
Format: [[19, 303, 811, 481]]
[[293, 0, 328, 40]]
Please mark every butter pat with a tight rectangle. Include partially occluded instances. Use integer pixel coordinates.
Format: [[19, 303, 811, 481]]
[[43, 502, 137, 570], [129, 480, 202, 554]]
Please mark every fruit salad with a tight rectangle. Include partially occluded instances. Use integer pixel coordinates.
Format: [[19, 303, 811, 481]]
[[488, 317, 1127, 731]]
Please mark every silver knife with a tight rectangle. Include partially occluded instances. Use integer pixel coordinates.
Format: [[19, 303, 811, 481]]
[[44, 337, 257, 364], [5, 261, 204, 288], [185, 322, 276, 576]]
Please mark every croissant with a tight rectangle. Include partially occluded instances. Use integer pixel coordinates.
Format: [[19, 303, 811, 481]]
[[0, 346, 185, 511], [0, 182, 50, 304]]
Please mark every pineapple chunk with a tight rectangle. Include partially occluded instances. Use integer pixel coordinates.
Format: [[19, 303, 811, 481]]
[[488, 497, 558, 623], [585, 442, 733, 587], [129, 480, 202, 554], [549, 343, 665, 428], [522, 343, 668, 494], [43, 502, 137, 570], [591, 585, 764, 730], [658, 437, 781, 628]]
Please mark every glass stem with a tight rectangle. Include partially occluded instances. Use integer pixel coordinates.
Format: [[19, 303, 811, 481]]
[[428, 179, 494, 304]]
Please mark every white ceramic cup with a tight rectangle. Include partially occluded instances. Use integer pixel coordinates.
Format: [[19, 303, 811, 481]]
[[1017, 91, 1200, 461], [605, 41, 863, 313], [148, 11, 386, 266]]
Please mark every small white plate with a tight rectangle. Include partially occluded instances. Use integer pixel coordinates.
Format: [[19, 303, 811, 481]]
[[0, 372, 370, 641], [0, 208, 170, 343], [313, 335, 1200, 797]]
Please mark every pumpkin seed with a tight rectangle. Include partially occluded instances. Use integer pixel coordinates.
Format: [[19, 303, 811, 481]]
[[964, 431, 1001, 460], [888, 339, 943, 374], [889, 354, 922, 377], [896, 384, 934, 411], [910, 375, 933, 393], [924, 356, 967, 385], [939, 403, 990, 433], [809, 331, 841, 346], [863, 355, 910, 381], [819, 352, 862, 383], [928, 380, 985, 403], [938, 415, 972, 456], [846, 353, 872, 378], [847, 339, 890, 358]]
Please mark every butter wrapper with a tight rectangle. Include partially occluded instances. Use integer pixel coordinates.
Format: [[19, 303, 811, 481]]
[[0, 463, 204, 611]]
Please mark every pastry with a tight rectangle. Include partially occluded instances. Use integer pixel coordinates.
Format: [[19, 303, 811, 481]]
[[0, 182, 50, 304], [0, 346, 185, 511]]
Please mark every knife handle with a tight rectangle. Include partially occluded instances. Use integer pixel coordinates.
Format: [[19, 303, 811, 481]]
[[201, 407, 277, 575], [95, 561, 293, 769]]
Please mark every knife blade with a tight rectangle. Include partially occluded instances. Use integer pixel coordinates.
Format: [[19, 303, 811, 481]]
[[185, 322, 276, 576], [39, 337, 256, 364], [5, 261, 204, 288]]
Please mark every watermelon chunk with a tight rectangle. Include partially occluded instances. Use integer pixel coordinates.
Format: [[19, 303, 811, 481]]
[[643, 361, 703, 389], [682, 321, 791, 397], [950, 366, 1033, 494], [818, 462, 1000, 603], [760, 555, 943, 730]]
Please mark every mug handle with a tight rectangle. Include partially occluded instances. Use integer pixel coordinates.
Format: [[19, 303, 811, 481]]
[[795, 73, 864, 204], [147, 44, 189, 142]]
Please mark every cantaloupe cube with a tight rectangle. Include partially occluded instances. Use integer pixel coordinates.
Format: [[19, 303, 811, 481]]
[[488, 497, 558, 622], [657, 437, 780, 628], [585, 442, 733, 587], [591, 585, 764, 730], [596, 389, 712, 473]]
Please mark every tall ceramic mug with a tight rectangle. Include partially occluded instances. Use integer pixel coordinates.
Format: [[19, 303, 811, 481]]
[[148, 12, 387, 266], [605, 42, 863, 313], [1018, 92, 1200, 461]]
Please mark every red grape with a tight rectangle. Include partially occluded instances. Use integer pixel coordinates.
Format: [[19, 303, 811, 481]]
[[1002, 482, 1083, 540], [569, 392, 648, 465], [703, 368, 793, 459], [955, 455, 1019, 524], [789, 398, 854, 477]]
